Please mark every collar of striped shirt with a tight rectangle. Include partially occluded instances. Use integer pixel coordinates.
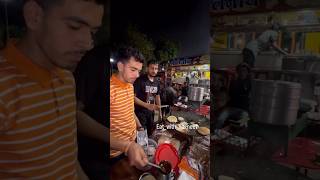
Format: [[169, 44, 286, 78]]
[[3, 40, 67, 87], [111, 74, 131, 88]]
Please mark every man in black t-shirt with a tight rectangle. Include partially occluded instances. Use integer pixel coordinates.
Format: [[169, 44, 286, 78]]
[[134, 60, 161, 135], [229, 63, 251, 111]]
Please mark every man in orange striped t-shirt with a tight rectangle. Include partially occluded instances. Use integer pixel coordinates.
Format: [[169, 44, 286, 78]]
[[110, 47, 148, 169], [0, 0, 104, 179]]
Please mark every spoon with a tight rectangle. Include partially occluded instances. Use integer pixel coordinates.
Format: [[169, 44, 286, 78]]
[[147, 162, 161, 170]]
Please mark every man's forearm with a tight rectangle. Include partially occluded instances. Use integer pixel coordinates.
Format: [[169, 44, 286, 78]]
[[110, 135, 132, 152], [135, 97, 149, 109], [77, 110, 108, 143], [156, 95, 162, 116], [156, 95, 161, 106], [77, 110, 135, 153], [134, 113, 142, 128], [273, 43, 289, 55]]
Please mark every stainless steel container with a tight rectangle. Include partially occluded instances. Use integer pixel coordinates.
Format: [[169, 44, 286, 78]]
[[139, 172, 157, 180], [250, 79, 301, 125], [188, 87, 205, 102], [198, 79, 210, 87]]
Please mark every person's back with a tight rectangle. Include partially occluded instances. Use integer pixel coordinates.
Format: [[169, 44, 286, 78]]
[[245, 29, 278, 58], [256, 30, 278, 51]]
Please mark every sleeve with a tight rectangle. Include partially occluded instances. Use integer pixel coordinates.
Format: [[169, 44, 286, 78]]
[[133, 78, 140, 95]]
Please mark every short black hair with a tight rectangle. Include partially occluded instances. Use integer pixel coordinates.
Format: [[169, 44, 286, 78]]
[[30, 0, 106, 10], [147, 60, 159, 67], [114, 47, 144, 64]]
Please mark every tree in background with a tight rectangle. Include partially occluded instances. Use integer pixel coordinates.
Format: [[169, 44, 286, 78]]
[[111, 24, 180, 68], [93, 3, 110, 46], [126, 24, 155, 63], [154, 37, 179, 63], [111, 24, 155, 68]]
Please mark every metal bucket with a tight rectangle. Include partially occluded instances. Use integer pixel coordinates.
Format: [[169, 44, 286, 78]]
[[250, 79, 301, 125], [188, 87, 205, 102]]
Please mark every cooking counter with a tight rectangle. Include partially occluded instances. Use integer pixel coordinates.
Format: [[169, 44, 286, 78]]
[[110, 107, 210, 179]]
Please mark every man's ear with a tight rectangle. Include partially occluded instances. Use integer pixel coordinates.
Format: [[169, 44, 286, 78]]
[[23, 0, 45, 31], [117, 62, 124, 72]]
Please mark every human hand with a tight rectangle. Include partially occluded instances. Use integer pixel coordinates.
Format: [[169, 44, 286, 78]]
[[155, 105, 161, 111], [126, 142, 148, 170], [146, 104, 156, 111], [137, 126, 145, 131]]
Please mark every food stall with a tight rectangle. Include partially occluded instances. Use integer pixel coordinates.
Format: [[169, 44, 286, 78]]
[[211, 3, 320, 108], [110, 55, 211, 180], [168, 55, 210, 83], [211, 0, 320, 178], [111, 109, 210, 180], [167, 55, 211, 107]]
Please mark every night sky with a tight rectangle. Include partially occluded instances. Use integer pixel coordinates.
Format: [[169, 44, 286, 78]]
[[0, 1, 24, 27], [111, 0, 210, 58], [1, 0, 211, 58]]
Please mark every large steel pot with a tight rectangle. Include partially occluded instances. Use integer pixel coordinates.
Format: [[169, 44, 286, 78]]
[[188, 87, 205, 102], [250, 79, 301, 125]]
